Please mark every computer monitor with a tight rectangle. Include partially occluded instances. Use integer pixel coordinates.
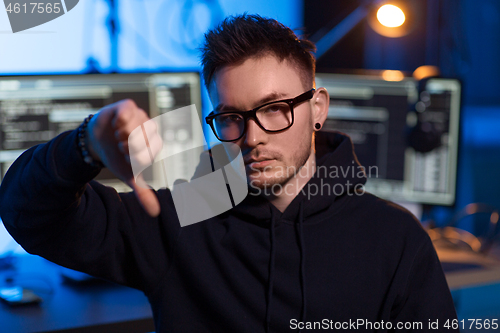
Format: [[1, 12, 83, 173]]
[[0, 72, 203, 192], [316, 73, 461, 206], [0, 72, 202, 257]]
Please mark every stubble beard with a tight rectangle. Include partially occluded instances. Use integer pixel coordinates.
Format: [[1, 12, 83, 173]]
[[247, 137, 312, 191]]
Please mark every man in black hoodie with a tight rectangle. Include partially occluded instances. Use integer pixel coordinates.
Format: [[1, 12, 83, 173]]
[[0, 14, 458, 332]]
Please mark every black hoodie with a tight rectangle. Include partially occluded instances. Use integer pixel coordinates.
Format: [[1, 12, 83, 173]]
[[0, 129, 458, 332]]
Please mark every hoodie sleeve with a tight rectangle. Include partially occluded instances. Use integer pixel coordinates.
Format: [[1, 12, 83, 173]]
[[390, 235, 459, 331], [0, 129, 180, 294]]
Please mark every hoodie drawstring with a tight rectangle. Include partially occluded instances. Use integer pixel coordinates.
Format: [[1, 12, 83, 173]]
[[266, 208, 277, 333], [266, 203, 307, 333], [297, 202, 307, 333]]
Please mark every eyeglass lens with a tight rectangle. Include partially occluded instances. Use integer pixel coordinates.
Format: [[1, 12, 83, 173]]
[[213, 101, 292, 141]]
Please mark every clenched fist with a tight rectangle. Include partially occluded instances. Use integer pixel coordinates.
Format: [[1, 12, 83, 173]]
[[85, 99, 163, 217]]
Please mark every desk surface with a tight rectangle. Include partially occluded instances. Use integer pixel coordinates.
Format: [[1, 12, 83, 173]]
[[0, 255, 154, 333], [434, 241, 500, 290], [434, 243, 500, 327], [3, 245, 500, 333]]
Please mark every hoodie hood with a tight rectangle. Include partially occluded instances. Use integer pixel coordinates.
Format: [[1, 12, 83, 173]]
[[232, 130, 367, 223], [228, 130, 367, 332]]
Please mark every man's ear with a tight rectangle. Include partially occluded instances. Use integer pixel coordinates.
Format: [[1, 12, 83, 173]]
[[311, 87, 329, 129]]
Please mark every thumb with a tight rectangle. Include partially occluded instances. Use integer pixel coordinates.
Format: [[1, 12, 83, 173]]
[[128, 175, 161, 217]]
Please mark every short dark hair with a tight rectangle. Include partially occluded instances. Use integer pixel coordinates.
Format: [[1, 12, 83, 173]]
[[200, 14, 316, 90]]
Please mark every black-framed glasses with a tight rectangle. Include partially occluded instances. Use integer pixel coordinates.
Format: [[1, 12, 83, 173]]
[[205, 89, 315, 142]]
